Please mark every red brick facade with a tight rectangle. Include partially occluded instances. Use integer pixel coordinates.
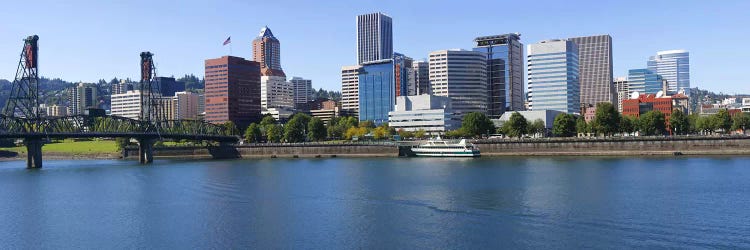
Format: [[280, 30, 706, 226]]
[[204, 56, 261, 128]]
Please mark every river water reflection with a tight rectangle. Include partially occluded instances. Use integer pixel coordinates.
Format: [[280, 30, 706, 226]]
[[1, 157, 748, 248]]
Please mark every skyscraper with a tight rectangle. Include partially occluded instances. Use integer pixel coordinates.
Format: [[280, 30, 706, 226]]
[[568, 35, 614, 106], [290, 77, 313, 108], [356, 12, 393, 64], [358, 60, 395, 124], [627, 69, 663, 94], [393, 52, 411, 98], [613, 77, 629, 112], [473, 33, 524, 118], [204, 56, 261, 128], [252, 26, 284, 77], [68, 83, 98, 115], [648, 50, 690, 95], [156, 76, 186, 97], [428, 49, 488, 117], [409, 61, 430, 95], [527, 39, 580, 114], [341, 65, 362, 114]]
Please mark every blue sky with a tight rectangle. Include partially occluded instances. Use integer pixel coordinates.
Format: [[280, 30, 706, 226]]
[[1, 0, 748, 94]]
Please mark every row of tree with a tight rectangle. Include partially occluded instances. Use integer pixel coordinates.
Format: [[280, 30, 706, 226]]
[[238, 114, 431, 143]]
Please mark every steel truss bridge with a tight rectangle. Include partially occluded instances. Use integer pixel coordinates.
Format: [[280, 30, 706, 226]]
[[1, 35, 237, 168]]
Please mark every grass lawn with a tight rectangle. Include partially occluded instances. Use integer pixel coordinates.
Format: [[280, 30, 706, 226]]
[[0, 140, 119, 154]]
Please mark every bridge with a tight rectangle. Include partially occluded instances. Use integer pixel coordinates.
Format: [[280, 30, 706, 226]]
[[1, 35, 238, 168]]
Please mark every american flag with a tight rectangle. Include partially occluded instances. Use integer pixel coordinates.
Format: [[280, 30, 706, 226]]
[[223, 36, 231, 46]]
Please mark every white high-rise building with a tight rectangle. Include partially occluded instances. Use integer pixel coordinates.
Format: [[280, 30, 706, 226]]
[[648, 50, 690, 95], [356, 12, 393, 65], [428, 49, 488, 117], [341, 65, 362, 114], [290, 77, 312, 108], [260, 76, 294, 110], [613, 77, 629, 113], [527, 39, 581, 114], [111, 90, 144, 120]]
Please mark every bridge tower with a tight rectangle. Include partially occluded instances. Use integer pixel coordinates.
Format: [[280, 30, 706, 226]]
[[3, 35, 40, 119], [137, 52, 163, 164], [2, 35, 43, 168]]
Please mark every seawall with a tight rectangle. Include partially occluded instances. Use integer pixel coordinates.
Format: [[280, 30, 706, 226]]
[[474, 136, 750, 156], [125, 142, 399, 159]]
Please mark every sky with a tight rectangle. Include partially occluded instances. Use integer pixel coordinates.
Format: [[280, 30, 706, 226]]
[[1, 0, 749, 94]]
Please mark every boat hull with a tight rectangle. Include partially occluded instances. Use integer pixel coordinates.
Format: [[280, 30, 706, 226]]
[[412, 150, 480, 157]]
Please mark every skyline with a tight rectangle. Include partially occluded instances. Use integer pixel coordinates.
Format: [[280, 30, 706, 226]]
[[1, 0, 749, 94]]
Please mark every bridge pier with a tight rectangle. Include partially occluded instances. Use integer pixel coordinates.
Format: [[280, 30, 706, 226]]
[[137, 138, 155, 164], [25, 138, 43, 169]]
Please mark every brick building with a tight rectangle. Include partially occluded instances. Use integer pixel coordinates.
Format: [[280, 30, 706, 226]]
[[204, 56, 261, 128]]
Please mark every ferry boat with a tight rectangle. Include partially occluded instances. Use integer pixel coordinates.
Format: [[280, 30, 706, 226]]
[[411, 136, 480, 157]]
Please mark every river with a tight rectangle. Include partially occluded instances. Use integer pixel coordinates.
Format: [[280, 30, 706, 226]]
[[1, 157, 749, 248]]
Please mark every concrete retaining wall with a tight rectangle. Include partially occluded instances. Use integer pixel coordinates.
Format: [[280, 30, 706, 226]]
[[127, 143, 399, 159], [474, 136, 750, 156]]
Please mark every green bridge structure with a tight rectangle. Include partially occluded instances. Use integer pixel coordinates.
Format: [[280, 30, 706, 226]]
[[0, 35, 238, 168]]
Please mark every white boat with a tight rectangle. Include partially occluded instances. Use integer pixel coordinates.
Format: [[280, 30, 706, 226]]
[[411, 136, 480, 157]]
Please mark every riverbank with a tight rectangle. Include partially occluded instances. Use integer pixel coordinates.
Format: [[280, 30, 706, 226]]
[[2, 136, 750, 161]]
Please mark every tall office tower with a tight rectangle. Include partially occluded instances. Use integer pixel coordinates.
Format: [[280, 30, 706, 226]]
[[393, 52, 412, 98], [341, 65, 362, 113], [527, 39, 580, 114], [290, 77, 313, 108], [568, 35, 614, 106], [410, 61, 430, 95], [473, 33, 524, 118], [358, 60, 396, 124], [428, 49, 488, 117], [253, 26, 284, 76], [613, 77, 629, 112], [173, 91, 200, 120], [260, 75, 294, 110], [111, 79, 134, 95], [68, 83, 98, 115], [204, 56, 261, 128], [357, 12, 393, 64], [156, 77, 186, 97], [647, 50, 690, 95], [627, 69, 663, 95]]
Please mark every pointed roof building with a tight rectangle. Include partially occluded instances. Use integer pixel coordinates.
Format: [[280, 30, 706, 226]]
[[253, 26, 285, 77]]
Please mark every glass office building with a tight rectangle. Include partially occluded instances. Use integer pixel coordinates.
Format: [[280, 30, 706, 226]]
[[358, 60, 395, 124], [647, 50, 689, 95], [527, 39, 580, 114], [627, 69, 663, 94], [473, 33, 524, 118]]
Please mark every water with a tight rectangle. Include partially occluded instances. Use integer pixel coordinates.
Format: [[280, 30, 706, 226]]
[[1, 157, 749, 249]]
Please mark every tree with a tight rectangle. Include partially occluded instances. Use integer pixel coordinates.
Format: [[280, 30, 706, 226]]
[[732, 113, 750, 134], [687, 114, 700, 134], [307, 117, 326, 141], [244, 123, 262, 143], [576, 116, 589, 136], [266, 124, 282, 143], [591, 102, 620, 136], [696, 116, 714, 135], [283, 115, 308, 143], [619, 115, 636, 135], [359, 120, 375, 129], [504, 112, 528, 138], [669, 109, 689, 135], [414, 129, 427, 139], [552, 113, 577, 137], [223, 121, 239, 136], [461, 112, 495, 138], [445, 129, 467, 138], [639, 110, 666, 136], [115, 137, 130, 151], [345, 126, 367, 140], [528, 119, 546, 138], [260, 115, 277, 127], [373, 124, 392, 140], [713, 109, 732, 134], [397, 128, 414, 139]]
